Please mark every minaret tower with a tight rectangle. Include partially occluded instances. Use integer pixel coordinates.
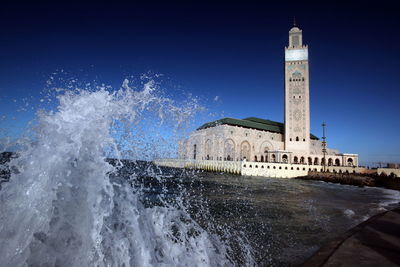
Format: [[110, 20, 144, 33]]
[[284, 22, 310, 154]]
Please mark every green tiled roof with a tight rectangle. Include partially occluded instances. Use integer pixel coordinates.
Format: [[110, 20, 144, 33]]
[[197, 117, 319, 140]]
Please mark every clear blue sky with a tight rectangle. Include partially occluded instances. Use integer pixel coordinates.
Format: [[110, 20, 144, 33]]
[[1, 1, 399, 165]]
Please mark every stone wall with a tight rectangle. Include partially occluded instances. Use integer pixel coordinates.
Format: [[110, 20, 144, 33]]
[[153, 159, 242, 175], [241, 161, 308, 178], [377, 168, 400, 177], [154, 159, 365, 179]]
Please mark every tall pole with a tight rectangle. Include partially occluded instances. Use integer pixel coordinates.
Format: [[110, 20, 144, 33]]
[[322, 122, 327, 172]]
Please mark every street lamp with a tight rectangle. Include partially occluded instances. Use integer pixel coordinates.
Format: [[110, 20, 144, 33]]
[[322, 122, 327, 172]]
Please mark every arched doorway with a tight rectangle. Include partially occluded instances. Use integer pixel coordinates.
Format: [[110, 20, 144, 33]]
[[300, 157, 305, 164], [293, 156, 298, 164], [240, 141, 251, 160], [328, 158, 333, 166], [314, 158, 319, 165], [335, 159, 340, 166], [272, 154, 276, 162], [224, 139, 235, 161], [261, 155, 264, 162], [347, 158, 354, 166], [282, 154, 288, 163], [260, 141, 273, 163], [308, 157, 312, 165]]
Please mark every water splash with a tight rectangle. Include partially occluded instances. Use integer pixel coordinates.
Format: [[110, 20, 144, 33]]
[[0, 79, 253, 266]]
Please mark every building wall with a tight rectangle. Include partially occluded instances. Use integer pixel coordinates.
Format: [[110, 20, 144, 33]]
[[180, 124, 358, 167], [181, 124, 284, 161]]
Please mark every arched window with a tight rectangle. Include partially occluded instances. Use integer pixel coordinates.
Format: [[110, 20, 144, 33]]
[[296, 136, 299, 141], [272, 154, 276, 162], [261, 155, 264, 162], [328, 158, 333, 166], [314, 157, 319, 165], [282, 154, 288, 163], [294, 156, 298, 164], [224, 139, 235, 162], [308, 157, 312, 165], [254, 156, 258, 162], [240, 141, 251, 161], [205, 139, 212, 161], [300, 157, 305, 164]]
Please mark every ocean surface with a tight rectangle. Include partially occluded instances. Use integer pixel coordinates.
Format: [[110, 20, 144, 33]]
[[118, 162, 400, 266]]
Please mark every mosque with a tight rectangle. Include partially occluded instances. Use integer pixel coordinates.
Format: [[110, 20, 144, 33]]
[[178, 24, 359, 169]]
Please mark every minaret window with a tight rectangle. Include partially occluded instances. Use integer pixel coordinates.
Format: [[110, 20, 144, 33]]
[[292, 35, 299, 47]]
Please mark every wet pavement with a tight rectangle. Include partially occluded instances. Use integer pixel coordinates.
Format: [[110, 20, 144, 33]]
[[303, 208, 400, 266]]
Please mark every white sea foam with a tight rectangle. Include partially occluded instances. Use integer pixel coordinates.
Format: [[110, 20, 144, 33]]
[[378, 187, 400, 208], [0, 79, 253, 266], [343, 209, 355, 217]]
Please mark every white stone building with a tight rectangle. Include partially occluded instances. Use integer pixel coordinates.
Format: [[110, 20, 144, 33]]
[[179, 24, 358, 168]]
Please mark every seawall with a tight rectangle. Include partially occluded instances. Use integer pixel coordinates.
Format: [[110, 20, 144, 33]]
[[154, 159, 366, 179], [297, 172, 400, 191]]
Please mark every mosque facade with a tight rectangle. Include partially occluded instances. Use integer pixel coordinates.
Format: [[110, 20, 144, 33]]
[[179, 25, 358, 168]]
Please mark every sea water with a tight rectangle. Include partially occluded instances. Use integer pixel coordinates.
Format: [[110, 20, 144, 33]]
[[0, 79, 399, 266]]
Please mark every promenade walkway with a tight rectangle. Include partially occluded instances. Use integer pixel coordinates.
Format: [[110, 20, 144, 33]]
[[303, 208, 400, 266]]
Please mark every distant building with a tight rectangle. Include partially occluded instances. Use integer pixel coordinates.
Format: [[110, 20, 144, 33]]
[[179, 24, 358, 167], [387, 163, 400, 169]]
